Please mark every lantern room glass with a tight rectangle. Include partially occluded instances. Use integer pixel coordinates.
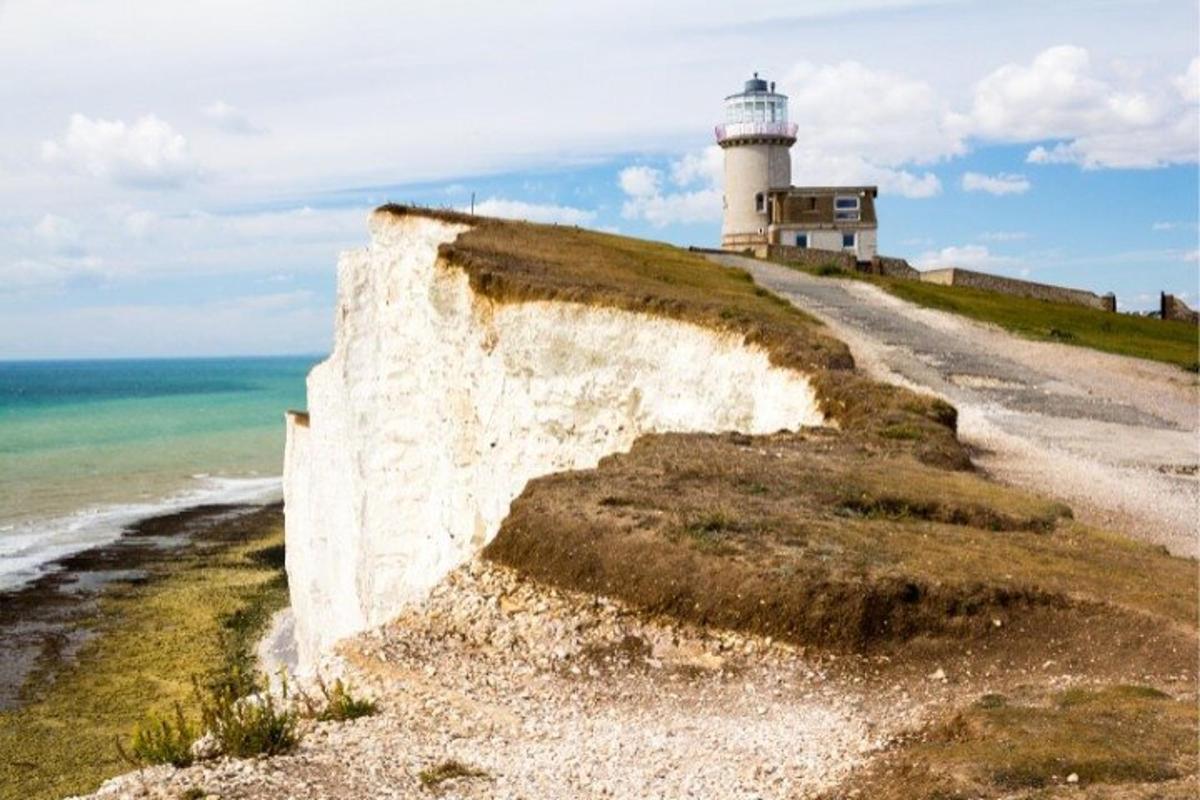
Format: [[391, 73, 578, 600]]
[[725, 96, 787, 125]]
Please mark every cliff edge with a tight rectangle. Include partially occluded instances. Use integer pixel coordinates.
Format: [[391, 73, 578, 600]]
[[284, 209, 828, 665]]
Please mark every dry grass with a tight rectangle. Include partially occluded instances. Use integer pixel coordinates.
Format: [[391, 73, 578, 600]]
[[840, 685, 1199, 798], [381, 205, 969, 469], [485, 431, 1196, 649]]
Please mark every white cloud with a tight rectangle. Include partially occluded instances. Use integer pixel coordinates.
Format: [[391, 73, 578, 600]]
[[969, 46, 1133, 140], [124, 209, 157, 238], [979, 231, 1029, 242], [0, 292, 331, 358], [201, 101, 262, 135], [961, 171, 1031, 195], [618, 166, 662, 198], [966, 45, 1198, 169], [791, 150, 942, 198], [464, 197, 596, 225], [618, 164, 722, 227], [1182, 249, 1199, 263], [33, 213, 82, 252], [1151, 220, 1199, 232], [0, 255, 108, 293], [669, 146, 723, 187], [782, 60, 965, 166], [914, 243, 1021, 272], [41, 114, 199, 188], [0, 205, 370, 293], [1173, 57, 1200, 104]]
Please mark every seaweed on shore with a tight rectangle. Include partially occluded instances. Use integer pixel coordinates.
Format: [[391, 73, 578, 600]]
[[0, 504, 288, 800]]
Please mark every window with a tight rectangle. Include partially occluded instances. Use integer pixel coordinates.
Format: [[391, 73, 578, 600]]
[[795, 232, 808, 248], [807, 196, 817, 211], [755, 192, 766, 214], [842, 232, 856, 249], [834, 195, 861, 222]]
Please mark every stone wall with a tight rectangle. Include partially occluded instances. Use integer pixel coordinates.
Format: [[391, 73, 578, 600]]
[[1161, 293, 1200, 324], [721, 233, 768, 256], [764, 245, 856, 270], [867, 255, 919, 279], [920, 268, 1114, 311]]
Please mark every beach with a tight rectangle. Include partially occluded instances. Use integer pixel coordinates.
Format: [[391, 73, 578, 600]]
[[0, 356, 313, 797], [0, 502, 288, 800]]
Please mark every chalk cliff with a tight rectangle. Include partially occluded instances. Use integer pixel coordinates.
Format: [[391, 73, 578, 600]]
[[283, 210, 823, 666]]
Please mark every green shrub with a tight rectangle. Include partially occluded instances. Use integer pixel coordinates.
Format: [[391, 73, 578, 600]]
[[307, 677, 377, 722], [196, 670, 298, 759], [118, 702, 196, 767]]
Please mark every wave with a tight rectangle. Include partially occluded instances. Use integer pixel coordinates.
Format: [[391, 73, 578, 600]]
[[0, 475, 282, 593]]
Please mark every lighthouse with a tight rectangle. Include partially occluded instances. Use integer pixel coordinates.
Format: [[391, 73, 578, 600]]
[[716, 74, 880, 262], [715, 73, 796, 251]]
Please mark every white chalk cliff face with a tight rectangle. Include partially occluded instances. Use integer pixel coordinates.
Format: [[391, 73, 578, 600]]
[[284, 211, 823, 667]]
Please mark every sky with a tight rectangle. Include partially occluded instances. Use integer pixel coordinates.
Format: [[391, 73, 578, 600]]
[[1, 0, 1197, 359]]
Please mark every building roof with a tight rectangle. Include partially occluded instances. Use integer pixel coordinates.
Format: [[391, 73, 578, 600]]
[[768, 186, 878, 198], [766, 186, 879, 228]]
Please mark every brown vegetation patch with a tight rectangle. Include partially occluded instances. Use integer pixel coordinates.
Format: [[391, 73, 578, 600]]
[[835, 685, 1199, 799], [484, 431, 1195, 651], [418, 759, 488, 790], [379, 204, 967, 469]]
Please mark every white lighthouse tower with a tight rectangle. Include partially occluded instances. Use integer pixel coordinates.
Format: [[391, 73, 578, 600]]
[[716, 74, 797, 250]]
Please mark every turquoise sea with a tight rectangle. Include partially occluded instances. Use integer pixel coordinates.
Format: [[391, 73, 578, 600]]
[[0, 356, 320, 591]]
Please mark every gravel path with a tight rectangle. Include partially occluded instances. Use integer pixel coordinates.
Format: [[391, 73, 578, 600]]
[[77, 562, 933, 800], [709, 254, 1200, 557]]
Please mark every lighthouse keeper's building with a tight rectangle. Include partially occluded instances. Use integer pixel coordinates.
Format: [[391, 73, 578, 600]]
[[716, 74, 878, 264]]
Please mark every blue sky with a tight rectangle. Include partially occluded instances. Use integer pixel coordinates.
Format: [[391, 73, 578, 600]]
[[0, 0, 1197, 358]]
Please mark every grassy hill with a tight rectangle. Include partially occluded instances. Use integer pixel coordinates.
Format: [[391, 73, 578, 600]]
[[783, 257, 1199, 371], [885, 278, 1199, 371]]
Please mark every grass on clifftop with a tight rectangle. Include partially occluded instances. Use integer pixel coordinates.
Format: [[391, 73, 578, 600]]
[[0, 507, 287, 800], [383, 205, 970, 469], [779, 257, 1199, 371]]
